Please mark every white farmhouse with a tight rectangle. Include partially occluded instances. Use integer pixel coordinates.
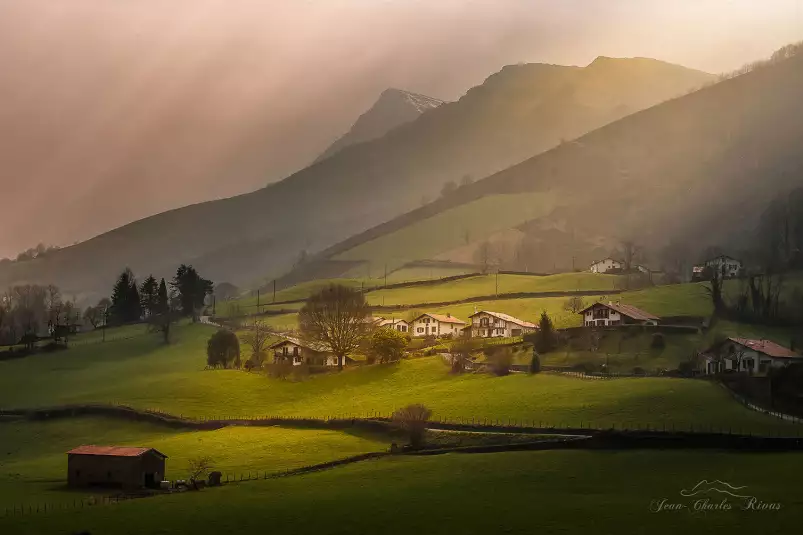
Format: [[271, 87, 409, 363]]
[[589, 258, 623, 274], [579, 302, 659, 327], [700, 337, 803, 376], [411, 313, 466, 338], [378, 318, 410, 333], [468, 311, 536, 338], [269, 337, 350, 367], [703, 255, 742, 279]]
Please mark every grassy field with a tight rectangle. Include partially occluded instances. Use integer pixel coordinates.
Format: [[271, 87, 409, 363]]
[[0, 416, 388, 507], [4, 449, 802, 535], [364, 272, 622, 306], [0, 324, 795, 434], [335, 192, 556, 274]]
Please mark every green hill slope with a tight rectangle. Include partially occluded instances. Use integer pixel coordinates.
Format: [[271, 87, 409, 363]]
[[295, 49, 803, 281], [0, 324, 791, 434]]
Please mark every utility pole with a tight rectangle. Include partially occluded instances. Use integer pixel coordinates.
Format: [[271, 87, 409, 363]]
[[102, 306, 107, 343], [273, 280, 276, 303], [212, 295, 216, 316], [384, 263, 388, 288], [495, 270, 499, 297], [257, 290, 260, 314]]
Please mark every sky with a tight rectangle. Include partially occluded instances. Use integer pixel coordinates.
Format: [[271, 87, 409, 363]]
[[0, 0, 802, 258]]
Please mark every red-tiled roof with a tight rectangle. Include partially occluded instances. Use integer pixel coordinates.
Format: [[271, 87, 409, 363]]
[[414, 313, 466, 325], [469, 310, 536, 328], [67, 446, 167, 458], [578, 302, 659, 321], [728, 338, 801, 359]]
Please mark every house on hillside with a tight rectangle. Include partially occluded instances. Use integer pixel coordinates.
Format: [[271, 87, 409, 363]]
[[270, 337, 349, 367], [411, 313, 466, 338], [468, 310, 536, 338], [378, 318, 410, 333], [695, 255, 742, 279], [578, 301, 659, 327], [700, 337, 803, 376], [67, 446, 167, 490], [589, 258, 623, 274]]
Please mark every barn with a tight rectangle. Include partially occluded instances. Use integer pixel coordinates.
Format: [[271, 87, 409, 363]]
[[67, 446, 167, 490]]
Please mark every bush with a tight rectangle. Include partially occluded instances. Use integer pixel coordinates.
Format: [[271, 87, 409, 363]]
[[369, 328, 408, 364], [677, 361, 696, 377], [266, 361, 293, 379], [529, 351, 541, 374], [650, 333, 666, 349], [571, 362, 599, 374], [488, 347, 514, 376], [632, 367, 646, 376], [392, 404, 432, 449], [206, 330, 240, 368]]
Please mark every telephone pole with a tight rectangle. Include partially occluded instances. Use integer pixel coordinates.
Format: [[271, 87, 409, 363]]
[[256, 290, 260, 313], [384, 264, 388, 288], [273, 280, 276, 303]]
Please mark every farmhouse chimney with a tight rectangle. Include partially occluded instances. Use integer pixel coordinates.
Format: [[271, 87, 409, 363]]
[[447, 313, 451, 318]]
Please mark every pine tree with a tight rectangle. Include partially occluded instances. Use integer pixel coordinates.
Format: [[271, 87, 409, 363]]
[[127, 282, 142, 322], [535, 310, 556, 354], [157, 278, 169, 314], [171, 264, 213, 321], [139, 275, 159, 317], [110, 268, 135, 324]]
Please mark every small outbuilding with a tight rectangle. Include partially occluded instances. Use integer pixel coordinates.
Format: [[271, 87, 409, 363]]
[[67, 446, 167, 490]]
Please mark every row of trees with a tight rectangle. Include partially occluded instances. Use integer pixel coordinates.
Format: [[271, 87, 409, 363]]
[[0, 284, 82, 347], [108, 264, 213, 326]]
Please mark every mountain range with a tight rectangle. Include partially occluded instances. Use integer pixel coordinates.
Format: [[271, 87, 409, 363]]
[[0, 57, 714, 300], [316, 89, 444, 163], [293, 49, 803, 282]]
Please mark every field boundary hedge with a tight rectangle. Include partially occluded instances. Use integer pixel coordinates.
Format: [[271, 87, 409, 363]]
[[2, 403, 801, 438]]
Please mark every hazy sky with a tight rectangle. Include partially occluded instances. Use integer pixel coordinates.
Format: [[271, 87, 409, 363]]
[[1, 0, 801, 258]]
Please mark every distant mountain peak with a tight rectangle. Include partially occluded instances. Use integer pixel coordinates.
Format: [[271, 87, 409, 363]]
[[315, 88, 444, 163]]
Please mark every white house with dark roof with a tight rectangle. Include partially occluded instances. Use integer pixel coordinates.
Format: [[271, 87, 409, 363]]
[[468, 310, 537, 338], [700, 337, 803, 376], [411, 313, 466, 338], [578, 302, 659, 327], [589, 258, 623, 274], [703, 255, 742, 279], [378, 318, 410, 333], [269, 337, 349, 367]]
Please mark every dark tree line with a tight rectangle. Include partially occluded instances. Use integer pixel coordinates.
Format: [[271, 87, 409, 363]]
[[108, 265, 212, 338]]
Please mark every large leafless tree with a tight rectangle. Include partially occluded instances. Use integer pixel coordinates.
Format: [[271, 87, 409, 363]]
[[298, 284, 370, 371]]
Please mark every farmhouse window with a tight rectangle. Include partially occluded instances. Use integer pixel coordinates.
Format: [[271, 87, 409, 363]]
[[293, 347, 299, 356], [480, 318, 489, 326], [417, 327, 424, 333]]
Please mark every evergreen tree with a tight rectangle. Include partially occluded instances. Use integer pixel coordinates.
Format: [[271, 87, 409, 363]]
[[110, 268, 138, 324], [534, 310, 556, 354], [171, 264, 213, 320], [127, 282, 142, 322], [157, 278, 169, 314], [529, 350, 542, 374], [139, 275, 159, 317]]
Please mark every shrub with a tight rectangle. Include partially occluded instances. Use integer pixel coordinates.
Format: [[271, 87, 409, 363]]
[[392, 404, 432, 449], [529, 351, 541, 374], [489, 347, 514, 376], [266, 361, 293, 379], [650, 332, 666, 349], [369, 328, 408, 364], [243, 359, 257, 372], [206, 330, 240, 368], [677, 361, 696, 377], [632, 367, 646, 376], [571, 362, 599, 374]]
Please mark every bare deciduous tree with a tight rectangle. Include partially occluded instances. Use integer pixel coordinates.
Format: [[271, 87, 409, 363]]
[[392, 404, 432, 449], [242, 319, 271, 365], [299, 284, 370, 371], [187, 456, 214, 488], [563, 296, 585, 314]]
